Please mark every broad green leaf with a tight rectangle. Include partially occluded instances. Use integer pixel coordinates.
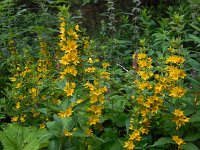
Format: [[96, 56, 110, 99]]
[[190, 111, 200, 122], [151, 137, 174, 147], [164, 100, 175, 113], [181, 142, 199, 150], [61, 116, 76, 131], [184, 133, 200, 142], [72, 130, 87, 137], [109, 140, 123, 150], [57, 78, 67, 90], [0, 124, 51, 150]]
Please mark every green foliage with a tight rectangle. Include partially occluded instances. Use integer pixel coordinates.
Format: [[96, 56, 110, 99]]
[[0, 0, 200, 150], [0, 124, 51, 150]]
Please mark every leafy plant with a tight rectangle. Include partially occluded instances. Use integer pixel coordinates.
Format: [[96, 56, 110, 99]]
[[0, 124, 51, 150]]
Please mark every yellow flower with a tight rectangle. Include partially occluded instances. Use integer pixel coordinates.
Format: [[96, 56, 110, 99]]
[[11, 116, 18, 122], [173, 109, 189, 129], [90, 94, 98, 104], [16, 102, 20, 109], [137, 53, 147, 60], [101, 71, 110, 79], [138, 59, 147, 68], [165, 66, 187, 80], [10, 77, 16, 82], [169, 87, 186, 98], [84, 67, 96, 73], [166, 55, 185, 64], [65, 107, 73, 117], [137, 95, 144, 104], [84, 82, 95, 91], [66, 40, 78, 51], [102, 62, 110, 69], [64, 129, 73, 137], [154, 82, 163, 93], [87, 58, 94, 63], [20, 116, 25, 123], [60, 54, 70, 65], [39, 123, 45, 129], [64, 82, 76, 96], [58, 111, 66, 118], [60, 66, 78, 76], [58, 108, 73, 118], [60, 17, 64, 21], [76, 99, 84, 104], [129, 130, 141, 141], [87, 105, 102, 116], [172, 136, 186, 145], [137, 70, 149, 80], [95, 59, 100, 62], [29, 88, 38, 97], [89, 115, 100, 125], [124, 140, 135, 150], [138, 81, 152, 90], [85, 128, 93, 136], [139, 127, 149, 135], [16, 82, 22, 88], [75, 24, 80, 32], [67, 29, 79, 39]]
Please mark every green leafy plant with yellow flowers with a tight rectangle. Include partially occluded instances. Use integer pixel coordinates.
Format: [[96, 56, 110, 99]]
[[0, 1, 200, 150]]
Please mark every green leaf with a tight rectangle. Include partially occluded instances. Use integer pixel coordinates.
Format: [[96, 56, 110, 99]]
[[187, 77, 200, 86], [0, 124, 51, 150], [114, 113, 128, 127], [109, 140, 123, 150], [72, 130, 87, 137], [151, 137, 174, 147], [37, 108, 48, 114], [187, 58, 200, 71], [188, 34, 200, 44], [184, 133, 200, 142], [164, 100, 175, 113], [57, 78, 67, 90], [181, 142, 199, 150], [61, 116, 76, 131], [190, 111, 200, 122], [189, 24, 200, 32]]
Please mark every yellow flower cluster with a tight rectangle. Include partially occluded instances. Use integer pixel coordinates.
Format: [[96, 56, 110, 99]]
[[125, 52, 157, 150], [173, 109, 189, 130], [169, 86, 186, 98], [63, 82, 76, 97], [37, 40, 52, 75], [58, 17, 80, 98], [85, 79, 107, 126], [59, 18, 80, 66], [58, 108, 73, 118], [9, 39, 55, 125], [165, 66, 186, 81], [126, 41, 189, 149], [166, 55, 185, 64], [84, 67, 96, 73], [164, 49, 187, 100], [172, 135, 186, 146], [57, 18, 82, 123], [60, 66, 78, 77]]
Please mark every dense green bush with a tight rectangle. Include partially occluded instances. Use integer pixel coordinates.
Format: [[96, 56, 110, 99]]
[[0, 0, 199, 150]]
